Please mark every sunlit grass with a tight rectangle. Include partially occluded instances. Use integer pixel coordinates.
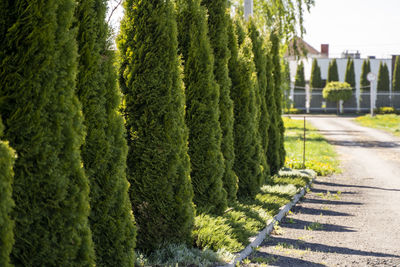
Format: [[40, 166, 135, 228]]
[[283, 117, 340, 175], [355, 114, 400, 136]]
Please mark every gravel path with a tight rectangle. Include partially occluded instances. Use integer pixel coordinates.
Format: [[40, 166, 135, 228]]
[[248, 116, 400, 266]]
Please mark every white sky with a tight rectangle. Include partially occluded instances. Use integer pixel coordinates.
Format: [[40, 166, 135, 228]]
[[303, 0, 400, 59]]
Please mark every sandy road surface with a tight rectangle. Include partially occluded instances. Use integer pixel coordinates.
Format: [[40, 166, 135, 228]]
[[249, 116, 400, 266]]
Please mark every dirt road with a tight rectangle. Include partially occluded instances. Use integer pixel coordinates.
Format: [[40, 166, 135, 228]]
[[251, 116, 400, 266]]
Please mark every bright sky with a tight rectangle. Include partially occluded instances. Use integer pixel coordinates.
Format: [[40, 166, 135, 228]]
[[303, 0, 400, 59]]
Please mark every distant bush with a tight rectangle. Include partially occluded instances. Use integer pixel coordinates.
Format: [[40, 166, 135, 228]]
[[374, 107, 398, 114], [284, 108, 302, 114], [323, 82, 353, 114]]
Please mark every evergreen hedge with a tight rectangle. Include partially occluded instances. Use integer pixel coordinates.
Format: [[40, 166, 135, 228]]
[[377, 62, 390, 91], [75, 0, 136, 265], [201, 0, 238, 202], [294, 61, 305, 89], [248, 19, 270, 182], [0, 0, 95, 265], [176, 0, 228, 213], [360, 59, 371, 92], [270, 31, 286, 171], [0, 118, 15, 267], [118, 0, 195, 251], [228, 18, 265, 198], [327, 59, 339, 82], [310, 58, 323, 90], [345, 58, 356, 88], [393, 56, 400, 91]]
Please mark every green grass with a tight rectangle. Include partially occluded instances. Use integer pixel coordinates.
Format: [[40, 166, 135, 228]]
[[355, 114, 400, 136], [283, 117, 340, 175], [192, 169, 316, 254]]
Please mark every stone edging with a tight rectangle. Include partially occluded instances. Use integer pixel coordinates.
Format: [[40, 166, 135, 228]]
[[220, 178, 316, 267]]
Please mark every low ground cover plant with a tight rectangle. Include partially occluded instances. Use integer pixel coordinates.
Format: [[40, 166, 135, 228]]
[[355, 114, 400, 136], [283, 117, 340, 175]]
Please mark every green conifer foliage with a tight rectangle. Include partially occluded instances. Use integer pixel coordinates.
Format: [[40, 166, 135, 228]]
[[176, 0, 229, 212], [248, 19, 270, 181], [294, 61, 306, 89], [201, 0, 238, 201], [360, 59, 371, 92], [392, 56, 400, 91], [270, 31, 286, 171], [228, 18, 265, 198], [327, 59, 339, 82], [0, 0, 95, 265], [75, 0, 136, 265], [310, 58, 322, 90], [377, 62, 390, 91], [0, 118, 15, 267], [118, 0, 194, 251], [345, 58, 356, 88]]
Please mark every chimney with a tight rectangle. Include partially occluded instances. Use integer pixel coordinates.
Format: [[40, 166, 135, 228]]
[[321, 44, 329, 58]]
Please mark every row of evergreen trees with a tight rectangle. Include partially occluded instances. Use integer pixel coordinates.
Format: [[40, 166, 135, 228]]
[[295, 57, 400, 92], [0, 0, 286, 264]]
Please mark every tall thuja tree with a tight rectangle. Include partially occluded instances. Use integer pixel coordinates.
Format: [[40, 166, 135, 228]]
[[0, 118, 14, 267], [75, 0, 136, 265], [377, 62, 390, 91], [176, 0, 228, 212], [327, 59, 339, 82], [294, 61, 305, 89], [229, 18, 266, 197], [392, 56, 400, 91], [201, 0, 238, 201], [248, 19, 270, 181], [0, 0, 95, 265], [310, 58, 322, 90], [345, 58, 356, 88], [360, 59, 371, 92], [118, 0, 194, 251], [270, 31, 286, 170]]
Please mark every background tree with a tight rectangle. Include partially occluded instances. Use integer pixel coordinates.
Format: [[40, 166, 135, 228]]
[[327, 59, 339, 82], [294, 61, 305, 89], [75, 0, 136, 265], [360, 59, 371, 92], [0, 0, 95, 265], [118, 0, 194, 251], [248, 19, 270, 182], [377, 62, 390, 91], [176, 0, 228, 212], [392, 56, 400, 91], [323, 82, 353, 114], [345, 58, 356, 88], [228, 19, 265, 198], [201, 0, 238, 201], [310, 58, 322, 90], [0, 118, 15, 267]]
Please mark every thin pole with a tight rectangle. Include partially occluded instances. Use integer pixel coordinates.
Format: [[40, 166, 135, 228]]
[[370, 81, 374, 117], [303, 116, 306, 169]]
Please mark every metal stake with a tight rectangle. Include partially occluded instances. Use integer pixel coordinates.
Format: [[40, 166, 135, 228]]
[[303, 116, 306, 169]]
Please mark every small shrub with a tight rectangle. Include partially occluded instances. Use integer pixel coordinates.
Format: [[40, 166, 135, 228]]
[[374, 107, 397, 114], [323, 81, 353, 102], [284, 108, 302, 114]]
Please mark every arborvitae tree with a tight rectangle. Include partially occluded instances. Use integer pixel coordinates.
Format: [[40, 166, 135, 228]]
[[176, 0, 228, 212], [75, 0, 136, 265], [377, 62, 390, 91], [228, 18, 265, 197], [327, 59, 339, 82], [294, 61, 305, 89], [0, 118, 15, 267], [392, 56, 400, 91], [345, 58, 356, 88], [310, 58, 323, 90], [0, 0, 95, 265], [281, 60, 292, 109], [201, 0, 238, 201], [270, 31, 286, 171], [360, 59, 371, 92], [248, 19, 269, 183], [118, 0, 194, 251]]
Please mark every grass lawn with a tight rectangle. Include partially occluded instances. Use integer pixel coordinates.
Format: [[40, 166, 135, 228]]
[[283, 117, 340, 176], [354, 114, 400, 136]]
